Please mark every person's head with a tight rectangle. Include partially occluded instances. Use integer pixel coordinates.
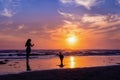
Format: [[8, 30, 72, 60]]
[[27, 39, 31, 42], [26, 39, 31, 43], [25, 39, 32, 47]]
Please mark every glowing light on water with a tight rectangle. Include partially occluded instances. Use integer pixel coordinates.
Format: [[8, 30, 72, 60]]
[[70, 56, 75, 68]]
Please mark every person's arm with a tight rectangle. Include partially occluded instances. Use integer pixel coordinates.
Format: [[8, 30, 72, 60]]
[[31, 44, 34, 47]]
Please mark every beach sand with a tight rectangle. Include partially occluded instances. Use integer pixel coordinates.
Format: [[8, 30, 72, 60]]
[[0, 65, 120, 80]]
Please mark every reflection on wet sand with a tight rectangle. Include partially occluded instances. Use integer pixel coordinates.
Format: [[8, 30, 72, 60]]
[[58, 64, 64, 68], [26, 55, 120, 71], [0, 55, 120, 75], [26, 59, 31, 71], [70, 56, 75, 68]]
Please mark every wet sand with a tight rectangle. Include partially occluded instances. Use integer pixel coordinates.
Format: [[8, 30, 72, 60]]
[[0, 65, 120, 80], [0, 55, 120, 75]]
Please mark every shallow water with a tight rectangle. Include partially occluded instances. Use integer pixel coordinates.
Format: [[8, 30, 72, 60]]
[[0, 55, 120, 75]]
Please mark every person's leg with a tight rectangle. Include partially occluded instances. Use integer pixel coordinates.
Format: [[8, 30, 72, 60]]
[[26, 53, 29, 62]]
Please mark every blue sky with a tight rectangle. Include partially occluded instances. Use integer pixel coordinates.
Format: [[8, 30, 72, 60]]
[[0, 0, 120, 49]]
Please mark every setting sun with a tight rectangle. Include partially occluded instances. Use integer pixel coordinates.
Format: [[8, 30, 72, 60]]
[[67, 36, 77, 44]]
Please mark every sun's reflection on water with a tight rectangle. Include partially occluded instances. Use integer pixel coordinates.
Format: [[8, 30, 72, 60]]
[[70, 56, 75, 68]]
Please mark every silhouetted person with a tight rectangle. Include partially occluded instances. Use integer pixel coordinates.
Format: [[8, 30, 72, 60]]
[[25, 39, 34, 71], [57, 52, 64, 68]]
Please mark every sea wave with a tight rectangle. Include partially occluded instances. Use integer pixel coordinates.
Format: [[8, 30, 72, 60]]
[[0, 49, 120, 59]]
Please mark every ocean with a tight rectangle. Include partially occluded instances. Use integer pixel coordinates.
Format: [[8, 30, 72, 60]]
[[0, 49, 120, 59]]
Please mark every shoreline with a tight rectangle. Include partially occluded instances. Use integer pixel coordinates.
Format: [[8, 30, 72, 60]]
[[0, 65, 120, 80]]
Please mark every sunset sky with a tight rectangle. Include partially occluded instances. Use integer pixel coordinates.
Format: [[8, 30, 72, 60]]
[[0, 0, 120, 49]]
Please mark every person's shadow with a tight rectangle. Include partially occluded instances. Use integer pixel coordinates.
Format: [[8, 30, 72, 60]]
[[26, 59, 31, 71]]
